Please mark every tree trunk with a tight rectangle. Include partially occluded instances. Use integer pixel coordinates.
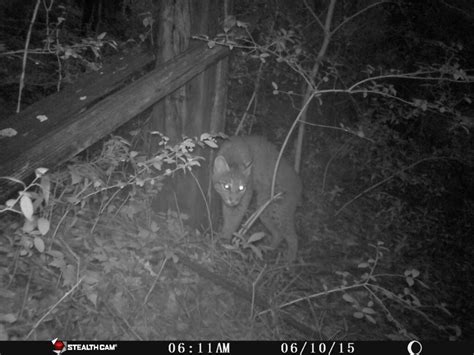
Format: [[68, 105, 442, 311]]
[[150, 0, 230, 229]]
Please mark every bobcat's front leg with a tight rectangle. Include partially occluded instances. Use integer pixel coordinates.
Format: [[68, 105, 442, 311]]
[[220, 189, 252, 240]]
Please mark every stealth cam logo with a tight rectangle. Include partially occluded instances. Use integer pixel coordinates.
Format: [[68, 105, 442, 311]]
[[52, 338, 67, 354]]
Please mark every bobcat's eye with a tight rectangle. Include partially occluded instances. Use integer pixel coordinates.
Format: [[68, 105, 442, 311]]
[[238, 185, 245, 192], [223, 183, 231, 190]]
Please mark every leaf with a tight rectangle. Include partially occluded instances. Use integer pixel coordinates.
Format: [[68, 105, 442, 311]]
[[411, 294, 421, 307], [200, 133, 210, 140], [362, 307, 376, 314], [49, 256, 66, 269], [34, 236, 45, 253], [97, 32, 107, 40], [37, 218, 50, 235], [247, 244, 263, 260], [20, 194, 34, 220], [358, 262, 369, 268], [203, 139, 218, 148], [0, 128, 17, 137], [223, 15, 236, 32], [353, 311, 364, 319], [86, 292, 98, 307], [247, 231, 266, 243], [84, 272, 100, 285], [5, 199, 16, 208], [22, 219, 36, 233], [364, 314, 377, 324], [0, 313, 17, 323], [69, 169, 81, 184], [236, 20, 248, 28], [271, 81, 278, 90], [342, 293, 357, 304], [63, 264, 76, 286], [150, 221, 160, 232], [406, 276, 414, 287]]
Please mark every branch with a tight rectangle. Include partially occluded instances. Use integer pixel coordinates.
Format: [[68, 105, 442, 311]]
[[26, 276, 84, 339], [17, 0, 41, 113], [271, 90, 317, 197], [334, 157, 455, 216], [302, 0, 324, 31], [331, 1, 392, 37], [348, 71, 474, 91]]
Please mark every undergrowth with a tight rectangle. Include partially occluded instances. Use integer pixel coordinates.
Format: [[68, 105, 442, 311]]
[[0, 130, 463, 340]]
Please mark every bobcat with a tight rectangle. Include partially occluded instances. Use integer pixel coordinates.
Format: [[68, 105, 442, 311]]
[[212, 136, 302, 262]]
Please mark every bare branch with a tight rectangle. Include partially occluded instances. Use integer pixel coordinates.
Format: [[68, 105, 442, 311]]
[[334, 157, 456, 216], [302, 0, 324, 31], [17, 0, 41, 113], [331, 1, 392, 37]]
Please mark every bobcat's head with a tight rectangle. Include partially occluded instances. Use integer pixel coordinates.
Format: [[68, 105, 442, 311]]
[[213, 155, 252, 207]]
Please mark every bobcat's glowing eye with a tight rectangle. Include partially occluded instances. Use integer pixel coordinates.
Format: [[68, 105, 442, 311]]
[[223, 183, 231, 190], [238, 185, 245, 192]]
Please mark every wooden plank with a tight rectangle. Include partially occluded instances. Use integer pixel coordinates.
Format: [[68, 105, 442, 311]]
[[0, 43, 229, 200], [1, 51, 155, 160]]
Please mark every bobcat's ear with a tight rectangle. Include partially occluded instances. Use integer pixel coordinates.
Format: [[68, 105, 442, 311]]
[[214, 155, 230, 175], [243, 160, 253, 178]]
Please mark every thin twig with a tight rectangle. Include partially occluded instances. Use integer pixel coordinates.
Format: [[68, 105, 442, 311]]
[[144, 257, 168, 305], [335, 157, 452, 216], [302, 0, 324, 31], [258, 283, 363, 316], [17, 0, 41, 113], [238, 192, 283, 237], [271, 91, 316, 197], [18, 269, 34, 320], [26, 276, 84, 339], [331, 1, 392, 37], [294, 0, 337, 173], [250, 265, 266, 319], [172, 191, 185, 236], [190, 170, 214, 240], [321, 139, 353, 194]]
